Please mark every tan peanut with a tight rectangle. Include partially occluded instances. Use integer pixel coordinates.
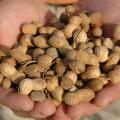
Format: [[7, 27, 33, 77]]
[[68, 60, 85, 74], [103, 38, 114, 49], [0, 63, 17, 78], [51, 86, 64, 102], [2, 57, 16, 67], [94, 38, 102, 47], [87, 77, 109, 92], [73, 29, 88, 48], [32, 48, 45, 60], [79, 12, 91, 26], [103, 52, 120, 72], [63, 24, 78, 38], [113, 25, 120, 43], [60, 76, 74, 90], [44, 70, 54, 77], [22, 23, 37, 35], [37, 55, 53, 70], [19, 78, 46, 95], [10, 71, 26, 84], [58, 44, 73, 55], [64, 71, 77, 84], [113, 46, 120, 53], [20, 34, 33, 46], [39, 27, 56, 35], [66, 49, 99, 67], [63, 89, 95, 105], [2, 78, 11, 89], [54, 58, 66, 76], [89, 12, 102, 27], [108, 65, 120, 84], [46, 76, 59, 92], [30, 91, 46, 102], [81, 66, 101, 81], [10, 49, 32, 64], [94, 46, 108, 63], [65, 5, 76, 14], [75, 80, 83, 88], [49, 30, 67, 48], [46, 47, 58, 60], [85, 48, 93, 54], [33, 36, 49, 48], [23, 64, 41, 78], [92, 27, 102, 37]]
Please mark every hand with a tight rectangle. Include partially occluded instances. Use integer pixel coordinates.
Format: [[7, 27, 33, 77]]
[[61, 0, 120, 119], [0, 0, 56, 119], [75, 0, 120, 37], [49, 1, 120, 120]]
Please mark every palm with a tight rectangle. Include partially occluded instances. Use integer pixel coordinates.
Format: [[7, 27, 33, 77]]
[[63, 0, 120, 119], [0, 0, 55, 119], [50, 0, 120, 119]]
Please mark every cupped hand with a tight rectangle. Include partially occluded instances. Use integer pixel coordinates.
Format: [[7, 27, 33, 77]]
[[62, 0, 120, 120], [0, 0, 56, 119], [50, 1, 120, 120]]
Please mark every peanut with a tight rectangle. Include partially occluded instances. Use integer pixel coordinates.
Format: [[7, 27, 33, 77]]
[[37, 55, 53, 70], [51, 86, 63, 102], [113, 25, 120, 43], [46, 47, 58, 60], [89, 12, 102, 27], [46, 76, 59, 92], [30, 91, 46, 102], [94, 46, 108, 63], [0, 63, 17, 78], [33, 36, 49, 48], [20, 34, 33, 46], [19, 78, 46, 95], [22, 23, 37, 35], [87, 77, 109, 92], [63, 89, 95, 105], [54, 58, 66, 76], [81, 66, 101, 81], [103, 52, 120, 72], [108, 65, 120, 84], [2, 78, 11, 89], [103, 38, 114, 49], [32, 48, 45, 60]]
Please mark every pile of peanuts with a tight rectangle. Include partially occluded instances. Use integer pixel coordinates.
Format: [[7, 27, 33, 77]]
[[0, 6, 120, 106]]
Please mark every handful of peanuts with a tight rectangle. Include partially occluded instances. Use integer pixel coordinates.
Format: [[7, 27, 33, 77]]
[[0, 6, 120, 106]]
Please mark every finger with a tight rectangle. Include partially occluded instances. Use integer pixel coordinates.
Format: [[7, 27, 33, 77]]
[[94, 83, 120, 108], [67, 102, 101, 119], [30, 99, 56, 119], [48, 104, 71, 120], [13, 110, 48, 120], [0, 87, 34, 111]]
